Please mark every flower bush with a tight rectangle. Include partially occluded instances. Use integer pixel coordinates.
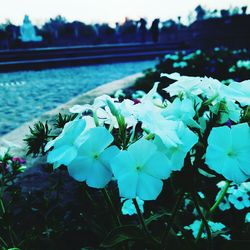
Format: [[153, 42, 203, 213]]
[[0, 147, 26, 250], [42, 72, 250, 249], [134, 47, 250, 92]]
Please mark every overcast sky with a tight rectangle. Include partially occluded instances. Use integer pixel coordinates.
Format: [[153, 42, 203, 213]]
[[0, 0, 249, 26]]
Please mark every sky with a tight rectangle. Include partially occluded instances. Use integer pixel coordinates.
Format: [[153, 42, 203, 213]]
[[0, 0, 249, 26]]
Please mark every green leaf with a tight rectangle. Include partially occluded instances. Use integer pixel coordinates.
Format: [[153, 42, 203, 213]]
[[198, 168, 216, 178], [145, 211, 171, 226], [100, 225, 144, 248]]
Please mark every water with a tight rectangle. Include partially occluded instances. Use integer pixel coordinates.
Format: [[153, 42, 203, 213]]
[[0, 60, 156, 136]]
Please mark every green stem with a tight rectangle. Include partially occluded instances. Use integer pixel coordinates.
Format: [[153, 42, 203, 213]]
[[209, 181, 230, 214], [132, 198, 148, 234], [161, 190, 185, 247], [102, 188, 121, 227], [0, 198, 6, 214], [195, 181, 230, 242], [191, 193, 212, 249], [132, 199, 160, 246], [0, 235, 8, 248]]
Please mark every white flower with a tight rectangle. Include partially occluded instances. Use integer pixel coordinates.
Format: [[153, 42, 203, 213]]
[[121, 197, 144, 216], [237, 60, 250, 69], [205, 123, 250, 183], [209, 100, 241, 124], [199, 77, 222, 99], [111, 139, 172, 200], [69, 95, 119, 127], [69, 95, 116, 113], [245, 212, 250, 223], [164, 54, 179, 60], [162, 73, 204, 97], [228, 189, 250, 210], [46, 119, 88, 167], [130, 83, 181, 147], [226, 182, 250, 210], [173, 61, 188, 68], [184, 220, 230, 240], [67, 127, 119, 188], [162, 98, 200, 128], [224, 80, 250, 106], [154, 122, 198, 171]]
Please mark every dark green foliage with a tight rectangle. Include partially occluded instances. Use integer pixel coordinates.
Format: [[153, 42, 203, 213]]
[[54, 113, 78, 129], [101, 225, 145, 248], [24, 113, 77, 157], [24, 121, 52, 156], [133, 48, 250, 93]]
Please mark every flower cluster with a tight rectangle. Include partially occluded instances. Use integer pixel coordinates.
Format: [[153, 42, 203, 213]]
[[216, 181, 250, 210], [184, 219, 231, 240], [43, 72, 250, 246], [0, 147, 26, 180], [46, 73, 250, 201]]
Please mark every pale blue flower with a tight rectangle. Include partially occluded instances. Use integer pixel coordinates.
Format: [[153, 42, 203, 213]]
[[228, 189, 249, 210], [216, 180, 229, 189], [173, 61, 188, 68], [227, 182, 250, 210], [245, 212, 250, 223], [236, 60, 250, 69], [121, 197, 144, 216], [162, 73, 204, 97], [226, 80, 250, 106], [69, 94, 116, 114], [164, 54, 179, 60], [205, 123, 250, 183], [130, 84, 181, 147], [46, 119, 87, 167], [111, 139, 172, 200], [162, 98, 200, 128], [184, 220, 230, 240], [209, 100, 241, 124], [154, 122, 198, 171], [69, 95, 119, 127], [67, 127, 119, 188]]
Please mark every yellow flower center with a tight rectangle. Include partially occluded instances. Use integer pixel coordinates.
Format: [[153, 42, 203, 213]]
[[136, 165, 143, 171], [227, 150, 237, 157]]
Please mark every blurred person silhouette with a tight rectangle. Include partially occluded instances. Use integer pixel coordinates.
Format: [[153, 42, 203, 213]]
[[115, 22, 121, 43], [139, 18, 147, 43], [150, 18, 160, 43]]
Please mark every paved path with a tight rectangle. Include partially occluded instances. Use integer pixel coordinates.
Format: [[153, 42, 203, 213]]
[[0, 72, 142, 157]]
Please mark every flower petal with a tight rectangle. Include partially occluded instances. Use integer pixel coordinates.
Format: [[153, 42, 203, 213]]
[[137, 173, 163, 200], [143, 152, 172, 179], [118, 172, 138, 199], [111, 151, 136, 179], [86, 160, 112, 188], [67, 156, 92, 181], [47, 145, 77, 165]]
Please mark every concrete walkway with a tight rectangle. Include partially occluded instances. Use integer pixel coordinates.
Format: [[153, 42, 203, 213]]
[[0, 72, 142, 156]]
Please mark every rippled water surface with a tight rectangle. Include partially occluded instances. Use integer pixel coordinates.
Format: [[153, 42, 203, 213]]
[[0, 60, 156, 135]]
